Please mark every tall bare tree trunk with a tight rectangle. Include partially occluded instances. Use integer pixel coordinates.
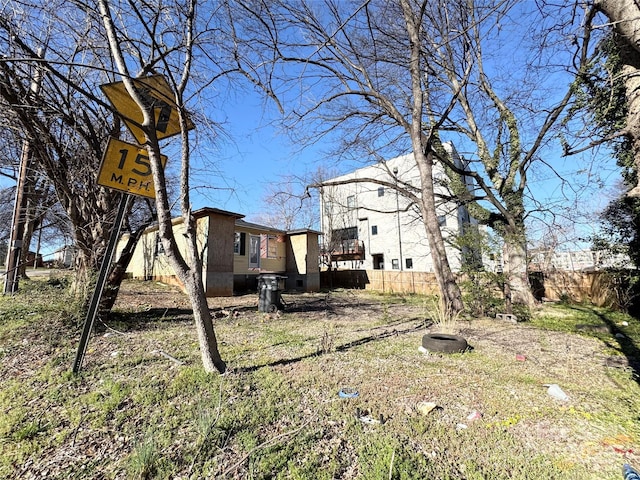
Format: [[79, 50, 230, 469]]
[[415, 150, 465, 315], [502, 235, 535, 309], [402, 0, 464, 315], [99, 0, 226, 373], [596, 0, 640, 196], [100, 211, 155, 313], [183, 270, 227, 373]]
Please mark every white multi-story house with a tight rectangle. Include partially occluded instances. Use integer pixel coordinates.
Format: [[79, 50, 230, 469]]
[[319, 144, 478, 272]]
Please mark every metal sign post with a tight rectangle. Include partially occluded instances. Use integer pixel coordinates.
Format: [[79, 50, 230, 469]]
[[73, 75, 185, 374], [72, 193, 130, 374]]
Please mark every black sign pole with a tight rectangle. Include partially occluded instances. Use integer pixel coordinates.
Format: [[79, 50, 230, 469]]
[[72, 193, 130, 374]]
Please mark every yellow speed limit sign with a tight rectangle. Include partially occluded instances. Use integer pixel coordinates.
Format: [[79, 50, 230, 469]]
[[97, 138, 167, 199]]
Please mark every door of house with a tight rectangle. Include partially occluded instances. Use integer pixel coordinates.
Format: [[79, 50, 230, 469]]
[[372, 254, 384, 270], [249, 235, 260, 268]]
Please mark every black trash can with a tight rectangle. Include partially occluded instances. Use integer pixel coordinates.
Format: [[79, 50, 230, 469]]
[[257, 274, 287, 313]]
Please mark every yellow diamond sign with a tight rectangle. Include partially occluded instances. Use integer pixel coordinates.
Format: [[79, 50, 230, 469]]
[[100, 75, 194, 144]]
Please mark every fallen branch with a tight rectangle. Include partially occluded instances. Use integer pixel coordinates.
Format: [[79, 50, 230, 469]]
[[152, 349, 184, 365]]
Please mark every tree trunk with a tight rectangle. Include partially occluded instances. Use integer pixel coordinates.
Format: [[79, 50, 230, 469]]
[[619, 41, 640, 196], [18, 215, 36, 278], [152, 208, 226, 373], [71, 249, 95, 303], [596, 0, 640, 196], [401, 0, 464, 316], [100, 215, 154, 313], [416, 150, 465, 316], [17, 173, 41, 279], [502, 233, 535, 309], [183, 270, 227, 374]]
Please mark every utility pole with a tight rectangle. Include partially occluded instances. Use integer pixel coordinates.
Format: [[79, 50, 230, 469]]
[[4, 139, 34, 294], [3, 51, 43, 294]]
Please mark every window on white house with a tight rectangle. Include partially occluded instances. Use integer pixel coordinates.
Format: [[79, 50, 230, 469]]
[[392, 259, 399, 269], [438, 215, 447, 226], [371, 225, 378, 235], [331, 227, 358, 251], [347, 195, 356, 209], [406, 258, 413, 269], [378, 187, 384, 197]]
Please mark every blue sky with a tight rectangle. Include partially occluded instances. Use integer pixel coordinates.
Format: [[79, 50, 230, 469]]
[[1, 1, 624, 258], [186, 92, 330, 221], [1, 74, 620, 257]]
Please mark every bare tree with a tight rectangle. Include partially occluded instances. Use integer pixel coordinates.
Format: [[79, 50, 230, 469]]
[[245, 0, 598, 311], [250, 177, 319, 231], [2, 0, 283, 372], [428, 2, 597, 308], [95, 0, 228, 373], [0, 4, 133, 295], [96, 0, 281, 372], [248, 0, 471, 314]]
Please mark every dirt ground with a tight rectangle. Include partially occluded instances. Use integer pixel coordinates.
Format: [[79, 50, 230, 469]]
[[3, 277, 640, 478], [110, 281, 640, 473]]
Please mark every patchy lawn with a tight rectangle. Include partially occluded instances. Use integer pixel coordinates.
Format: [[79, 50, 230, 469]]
[[1, 276, 639, 479]]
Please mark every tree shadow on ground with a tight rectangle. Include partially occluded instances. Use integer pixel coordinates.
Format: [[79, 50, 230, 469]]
[[233, 320, 427, 374], [100, 304, 258, 331], [99, 308, 194, 331], [281, 293, 382, 315], [100, 293, 427, 372], [569, 305, 640, 386]]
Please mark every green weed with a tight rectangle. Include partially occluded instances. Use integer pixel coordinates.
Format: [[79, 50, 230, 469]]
[[127, 432, 159, 479], [0, 282, 638, 479]]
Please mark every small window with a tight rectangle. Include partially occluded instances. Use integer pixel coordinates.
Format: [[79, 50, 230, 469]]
[[233, 232, 241, 254], [371, 225, 378, 235], [234, 232, 246, 255], [392, 259, 399, 269], [347, 195, 356, 209], [249, 235, 260, 268], [405, 258, 413, 269], [377, 187, 385, 197], [155, 234, 165, 256], [437, 215, 447, 226]]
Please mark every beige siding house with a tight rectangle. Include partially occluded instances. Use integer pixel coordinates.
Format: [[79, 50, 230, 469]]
[[120, 207, 321, 296]]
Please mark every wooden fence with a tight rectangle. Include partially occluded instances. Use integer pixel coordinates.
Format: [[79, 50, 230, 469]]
[[320, 269, 440, 296], [321, 269, 625, 308], [534, 270, 619, 307]]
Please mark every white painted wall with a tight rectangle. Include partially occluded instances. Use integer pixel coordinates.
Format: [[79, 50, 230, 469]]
[[320, 144, 477, 272]]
